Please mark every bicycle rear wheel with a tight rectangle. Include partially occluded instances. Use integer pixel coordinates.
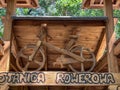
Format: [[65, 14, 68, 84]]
[[68, 45, 96, 72]]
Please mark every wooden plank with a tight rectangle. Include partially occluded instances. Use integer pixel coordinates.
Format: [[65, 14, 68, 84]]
[[104, 0, 119, 73], [0, 72, 120, 86]]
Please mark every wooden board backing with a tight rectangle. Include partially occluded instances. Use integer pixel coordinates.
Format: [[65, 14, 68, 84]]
[[11, 16, 107, 71]]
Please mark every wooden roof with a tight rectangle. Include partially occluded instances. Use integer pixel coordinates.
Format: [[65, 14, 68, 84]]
[[0, 0, 39, 8], [82, 0, 120, 9], [11, 16, 107, 71]]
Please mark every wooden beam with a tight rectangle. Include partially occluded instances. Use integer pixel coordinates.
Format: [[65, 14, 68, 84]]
[[2, 0, 16, 72], [1, 1, 16, 90], [3, 0, 16, 41], [95, 30, 106, 61], [94, 53, 107, 72], [94, 52, 120, 72], [104, 0, 119, 89], [0, 72, 120, 86], [104, 0, 119, 73], [95, 18, 118, 61], [114, 41, 120, 56]]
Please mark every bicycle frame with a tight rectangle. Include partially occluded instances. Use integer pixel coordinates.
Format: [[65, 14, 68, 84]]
[[28, 37, 85, 63]]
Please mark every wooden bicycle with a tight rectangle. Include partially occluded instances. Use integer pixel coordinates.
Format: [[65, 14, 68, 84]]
[[16, 24, 96, 72]]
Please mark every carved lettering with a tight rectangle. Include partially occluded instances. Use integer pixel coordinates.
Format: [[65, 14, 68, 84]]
[[56, 73, 115, 84]]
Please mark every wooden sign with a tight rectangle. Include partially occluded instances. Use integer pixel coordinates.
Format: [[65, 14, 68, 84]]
[[0, 72, 120, 86]]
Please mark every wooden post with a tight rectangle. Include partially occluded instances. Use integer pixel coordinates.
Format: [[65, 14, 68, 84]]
[[104, 0, 119, 73], [1, 0, 16, 90], [2, 0, 16, 70], [3, 0, 16, 41], [104, 0, 119, 89]]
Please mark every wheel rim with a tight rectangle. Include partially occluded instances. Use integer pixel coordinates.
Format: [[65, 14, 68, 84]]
[[68, 45, 96, 72], [16, 45, 45, 71]]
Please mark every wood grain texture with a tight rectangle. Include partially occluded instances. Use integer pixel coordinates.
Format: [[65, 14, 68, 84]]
[[0, 72, 120, 86], [12, 18, 106, 71], [104, 0, 119, 73]]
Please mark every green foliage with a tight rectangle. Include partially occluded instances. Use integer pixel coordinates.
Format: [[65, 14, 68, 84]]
[[16, 8, 29, 15], [115, 18, 120, 39], [0, 8, 6, 16], [0, 9, 5, 38], [0, 19, 4, 38]]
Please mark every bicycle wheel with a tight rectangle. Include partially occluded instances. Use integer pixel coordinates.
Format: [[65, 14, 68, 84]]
[[68, 45, 96, 72], [16, 45, 46, 71]]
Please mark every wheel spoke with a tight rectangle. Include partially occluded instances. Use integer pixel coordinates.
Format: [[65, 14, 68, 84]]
[[23, 62, 30, 71], [81, 63, 84, 72], [85, 58, 94, 62], [18, 51, 28, 59], [34, 60, 42, 66], [21, 54, 28, 59], [17, 45, 46, 71]]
